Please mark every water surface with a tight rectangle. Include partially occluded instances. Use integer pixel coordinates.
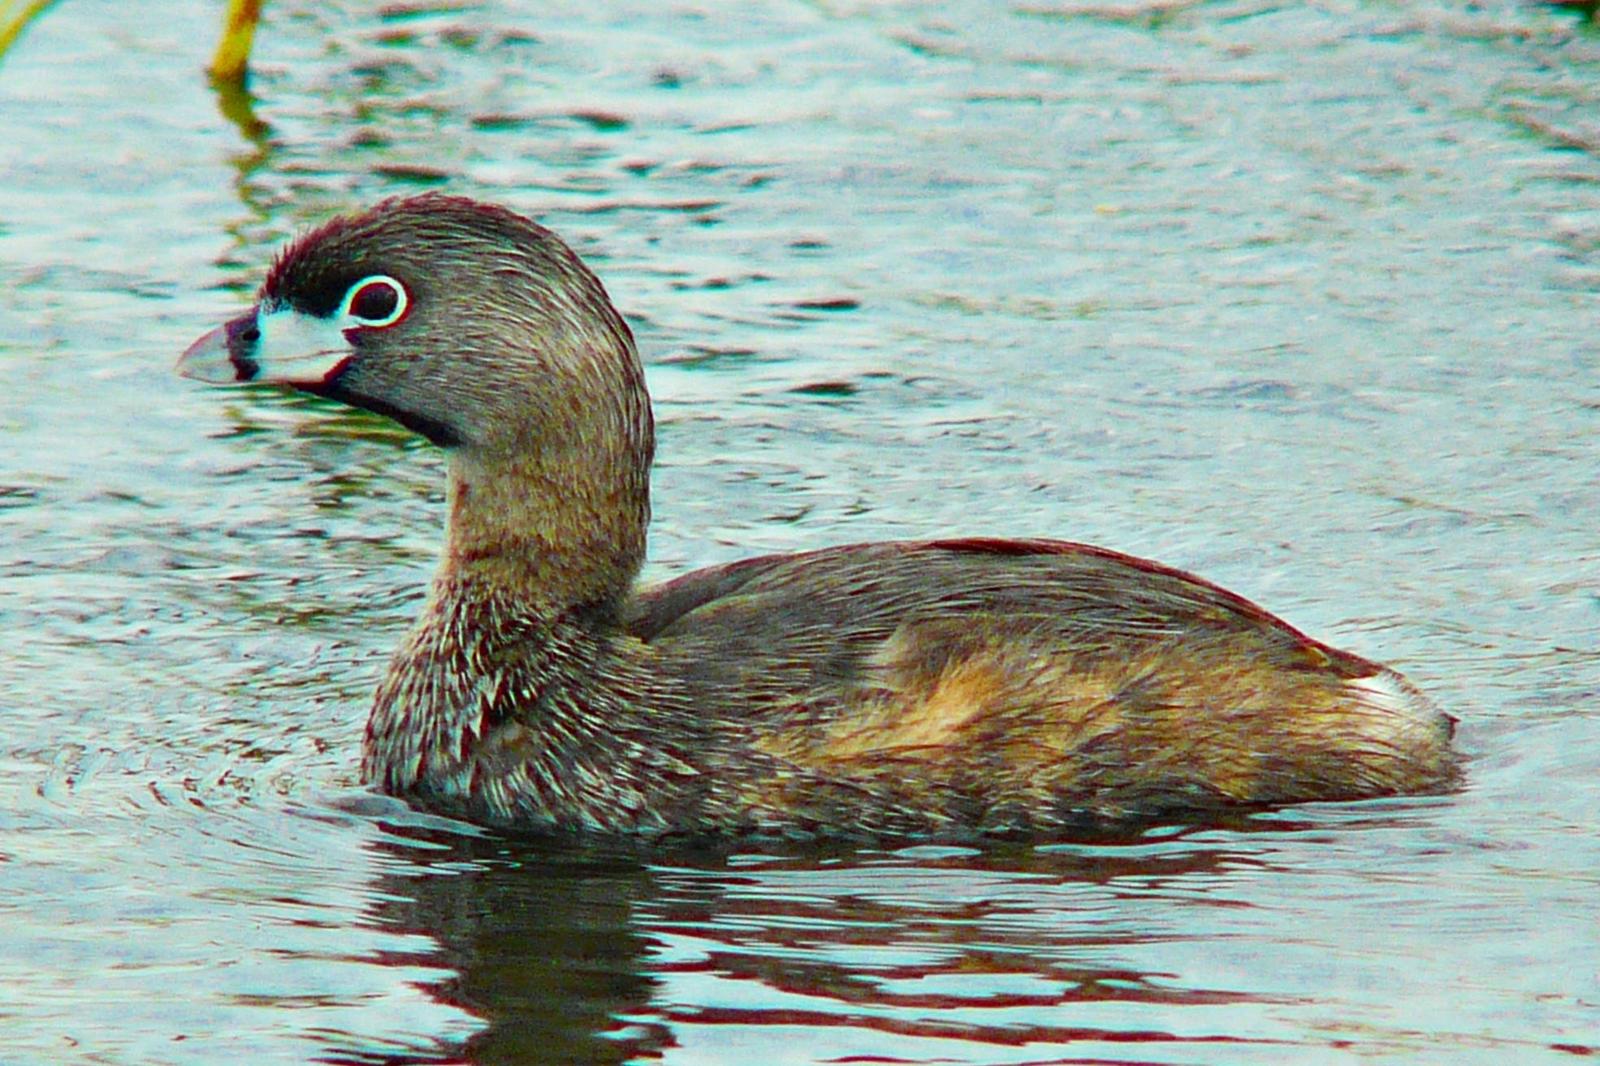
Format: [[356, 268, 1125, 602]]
[[1, 1, 1597, 1062]]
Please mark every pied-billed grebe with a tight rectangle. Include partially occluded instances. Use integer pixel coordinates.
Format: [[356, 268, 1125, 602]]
[[179, 194, 1457, 838]]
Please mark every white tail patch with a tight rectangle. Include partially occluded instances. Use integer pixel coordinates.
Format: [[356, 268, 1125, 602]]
[[1345, 669, 1445, 731]]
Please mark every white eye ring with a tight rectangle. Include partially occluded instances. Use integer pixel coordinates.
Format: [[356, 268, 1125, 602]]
[[338, 274, 409, 328]]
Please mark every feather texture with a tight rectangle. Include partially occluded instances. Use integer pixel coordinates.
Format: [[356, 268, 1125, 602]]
[[187, 195, 1460, 840]]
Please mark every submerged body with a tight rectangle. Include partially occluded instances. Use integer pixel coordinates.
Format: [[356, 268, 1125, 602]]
[[180, 195, 1457, 839]]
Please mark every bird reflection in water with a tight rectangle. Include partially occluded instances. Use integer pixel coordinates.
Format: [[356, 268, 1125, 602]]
[[328, 812, 1375, 1065]]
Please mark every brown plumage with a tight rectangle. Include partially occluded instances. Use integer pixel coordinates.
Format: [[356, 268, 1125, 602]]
[[178, 194, 1458, 840]]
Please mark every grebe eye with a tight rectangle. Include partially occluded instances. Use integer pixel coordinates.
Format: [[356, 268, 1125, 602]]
[[340, 275, 408, 328]]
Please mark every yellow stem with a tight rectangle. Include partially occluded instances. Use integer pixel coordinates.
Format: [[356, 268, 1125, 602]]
[[208, 0, 262, 86], [0, 0, 60, 64]]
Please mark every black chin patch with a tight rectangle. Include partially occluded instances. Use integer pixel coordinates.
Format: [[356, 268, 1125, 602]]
[[298, 379, 463, 448]]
